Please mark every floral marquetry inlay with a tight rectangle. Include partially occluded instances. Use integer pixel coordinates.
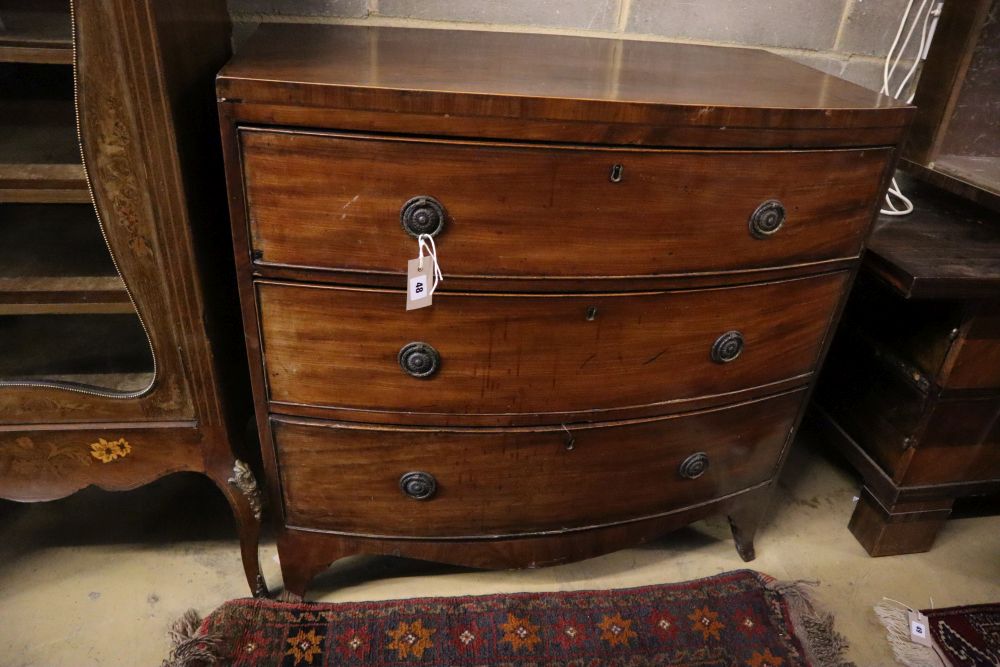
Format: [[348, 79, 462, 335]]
[[90, 437, 132, 463]]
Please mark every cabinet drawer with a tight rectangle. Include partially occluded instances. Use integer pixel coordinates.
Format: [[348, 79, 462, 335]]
[[240, 129, 889, 281], [257, 272, 846, 421], [273, 389, 803, 537], [841, 275, 1000, 392]]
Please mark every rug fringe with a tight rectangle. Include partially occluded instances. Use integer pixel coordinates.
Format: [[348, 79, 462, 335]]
[[159, 609, 226, 667], [767, 579, 854, 667], [873, 600, 946, 667], [275, 589, 301, 603]]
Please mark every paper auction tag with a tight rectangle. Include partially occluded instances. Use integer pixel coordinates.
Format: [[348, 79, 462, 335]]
[[406, 257, 432, 310], [405, 234, 443, 311], [908, 610, 932, 647]]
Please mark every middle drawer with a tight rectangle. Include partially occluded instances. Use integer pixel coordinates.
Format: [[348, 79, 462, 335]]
[[257, 271, 846, 423]]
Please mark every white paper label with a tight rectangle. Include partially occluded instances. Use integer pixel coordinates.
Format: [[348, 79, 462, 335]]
[[406, 257, 433, 310], [908, 610, 932, 647], [409, 274, 428, 301]]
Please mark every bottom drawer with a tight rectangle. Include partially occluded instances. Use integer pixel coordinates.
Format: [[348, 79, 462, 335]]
[[272, 389, 804, 538]]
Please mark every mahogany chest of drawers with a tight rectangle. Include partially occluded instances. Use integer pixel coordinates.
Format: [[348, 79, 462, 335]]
[[218, 24, 912, 597]]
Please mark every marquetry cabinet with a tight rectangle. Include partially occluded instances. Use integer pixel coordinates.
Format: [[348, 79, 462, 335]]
[[0, 0, 263, 595], [218, 24, 912, 597]]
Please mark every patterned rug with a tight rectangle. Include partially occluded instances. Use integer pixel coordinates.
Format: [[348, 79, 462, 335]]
[[877, 601, 1000, 667], [162, 570, 851, 666]]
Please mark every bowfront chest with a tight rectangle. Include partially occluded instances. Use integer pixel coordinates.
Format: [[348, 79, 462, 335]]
[[218, 24, 913, 596]]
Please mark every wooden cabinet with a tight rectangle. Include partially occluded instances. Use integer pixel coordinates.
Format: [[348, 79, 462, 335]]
[[219, 24, 911, 597], [0, 1, 263, 596], [812, 1, 999, 555], [811, 177, 1000, 556]]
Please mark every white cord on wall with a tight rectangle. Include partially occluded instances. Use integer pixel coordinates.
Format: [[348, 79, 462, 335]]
[[879, 0, 943, 216]]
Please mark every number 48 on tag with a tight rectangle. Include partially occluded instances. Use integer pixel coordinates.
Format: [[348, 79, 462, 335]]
[[411, 274, 427, 298]]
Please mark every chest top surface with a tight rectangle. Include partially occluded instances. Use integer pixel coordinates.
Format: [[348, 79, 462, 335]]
[[218, 24, 912, 147]]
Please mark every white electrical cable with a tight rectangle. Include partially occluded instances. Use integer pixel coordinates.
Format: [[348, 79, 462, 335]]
[[907, 5, 938, 103], [879, 0, 938, 216], [896, 3, 933, 99], [881, 2, 918, 215], [881, 0, 914, 96], [883, 177, 913, 216], [887, 0, 928, 95]]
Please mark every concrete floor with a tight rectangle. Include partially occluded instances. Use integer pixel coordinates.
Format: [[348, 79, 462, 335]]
[[1, 438, 998, 667]]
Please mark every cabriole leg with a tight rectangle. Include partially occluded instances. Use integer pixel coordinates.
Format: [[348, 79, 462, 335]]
[[211, 460, 268, 598]]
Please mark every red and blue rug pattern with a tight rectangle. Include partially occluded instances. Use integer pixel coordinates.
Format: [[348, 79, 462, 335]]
[[170, 570, 846, 666]]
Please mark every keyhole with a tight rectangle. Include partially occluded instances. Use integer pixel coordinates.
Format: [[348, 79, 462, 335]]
[[586, 306, 598, 321], [609, 164, 624, 183]]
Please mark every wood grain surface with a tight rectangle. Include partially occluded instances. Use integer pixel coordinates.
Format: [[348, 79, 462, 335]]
[[865, 177, 1000, 300], [219, 21, 906, 592], [0, 0, 264, 597], [257, 272, 846, 422], [218, 24, 912, 148], [241, 129, 890, 281], [272, 389, 802, 537]]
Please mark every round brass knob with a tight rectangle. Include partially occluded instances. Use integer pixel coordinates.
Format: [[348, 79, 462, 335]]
[[711, 331, 744, 364], [679, 452, 709, 479], [400, 196, 446, 237], [398, 342, 441, 378], [399, 471, 437, 500], [749, 200, 785, 239]]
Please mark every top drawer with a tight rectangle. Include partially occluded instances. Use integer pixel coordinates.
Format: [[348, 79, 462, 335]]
[[240, 129, 890, 282]]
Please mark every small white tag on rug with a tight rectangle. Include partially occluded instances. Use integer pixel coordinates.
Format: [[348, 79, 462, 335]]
[[908, 610, 932, 647], [874, 600, 946, 667]]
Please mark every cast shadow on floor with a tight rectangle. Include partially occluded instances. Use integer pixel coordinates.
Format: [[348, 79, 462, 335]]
[[304, 524, 728, 597], [5, 431, 993, 598]]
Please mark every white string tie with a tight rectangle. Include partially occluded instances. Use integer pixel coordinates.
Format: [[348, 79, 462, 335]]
[[879, 0, 940, 216], [417, 234, 443, 296]]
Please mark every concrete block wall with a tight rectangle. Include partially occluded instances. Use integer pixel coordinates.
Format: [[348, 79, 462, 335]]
[[228, 0, 931, 94]]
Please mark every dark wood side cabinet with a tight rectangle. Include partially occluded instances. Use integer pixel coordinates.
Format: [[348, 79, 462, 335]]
[[0, 1, 263, 595], [218, 24, 912, 597], [811, 0, 1000, 557], [811, 178, 1000, 556]]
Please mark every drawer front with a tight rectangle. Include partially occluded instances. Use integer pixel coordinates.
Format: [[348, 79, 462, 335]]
[[273, 389, 804, 537], [842, 278, 1000, 392], [241, 129, 889, 280], [904, 396, 1000, 485], [942, 313, 1000, 391], [257, 272, 846, 419]]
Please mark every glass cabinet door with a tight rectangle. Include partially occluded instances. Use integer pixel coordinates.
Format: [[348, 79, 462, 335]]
[[0, 1, 154, 396]]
